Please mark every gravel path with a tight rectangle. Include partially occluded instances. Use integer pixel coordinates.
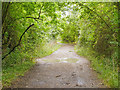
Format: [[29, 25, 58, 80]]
[[10, 44, 106, 88]]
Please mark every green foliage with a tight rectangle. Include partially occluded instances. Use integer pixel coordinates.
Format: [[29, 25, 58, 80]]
[[2, 40, 61, 87], [33, 40, 61, 58], [77, 2, 118, 57], [2, 60, 35, 87], [73, 3, 118, 88], [2, 2, 119, 88], [60, 23, 79, 43], [75, 45, 118, 88], [2, 2, 62, 87]]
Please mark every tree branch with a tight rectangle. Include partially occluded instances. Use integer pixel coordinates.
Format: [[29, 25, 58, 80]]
[[2, 4, 44, 60], [38, 4, 44, 19], [78, 3, 112, 31], [15, 17, 43, 21], [2, 24, 34, 60]]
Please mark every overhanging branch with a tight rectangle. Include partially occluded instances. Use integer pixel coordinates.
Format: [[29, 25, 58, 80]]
[[2, 4, 44, 60], [15, 17, 43, 21], [38, 4, 44, 19], [15, 4, 44, 21], [78, 3, 112, 31], [2, 24, 34, 60]]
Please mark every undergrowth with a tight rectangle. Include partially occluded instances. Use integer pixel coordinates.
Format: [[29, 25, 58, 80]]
[[2, 40, 61, 88], [75, 45, 118, 88], [34, 40, 61, 58], [2, 61, 35, 87]]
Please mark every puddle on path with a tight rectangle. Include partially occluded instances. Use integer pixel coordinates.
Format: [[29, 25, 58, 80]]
[[43, 58, 79, 63], [11, 45, 106, 88]]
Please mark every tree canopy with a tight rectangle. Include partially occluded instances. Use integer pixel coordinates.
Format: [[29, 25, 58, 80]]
[[2, 2, 119, 88]]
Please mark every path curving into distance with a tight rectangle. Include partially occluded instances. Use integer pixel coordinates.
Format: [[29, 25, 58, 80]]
[[10, 44, 106, 88]]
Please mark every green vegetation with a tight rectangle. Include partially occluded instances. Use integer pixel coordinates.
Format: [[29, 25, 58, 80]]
[[3, 60, 35, 87], [2, 41, 61, 87], [73, 2, 119, 88], [2, 2, 119, 88], [35, 40, 61, 58], [75, 46, 118, 88], [2, 2, 62, 87]]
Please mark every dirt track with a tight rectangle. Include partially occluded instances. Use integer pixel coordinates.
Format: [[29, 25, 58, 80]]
[[10, 44, 106, 88]]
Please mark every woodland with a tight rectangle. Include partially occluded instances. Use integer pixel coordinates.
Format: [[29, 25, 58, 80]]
[[2, 2, 120, 88]]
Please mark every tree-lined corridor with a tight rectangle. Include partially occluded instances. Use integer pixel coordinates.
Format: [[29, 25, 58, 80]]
[[2, 2, 119, 88]]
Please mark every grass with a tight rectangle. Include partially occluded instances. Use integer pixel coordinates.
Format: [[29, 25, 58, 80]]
[[2, 61, 35, 87], [34, 40, 61, 58], [74, 45, 118, 88], [2, 40, 61, 88]]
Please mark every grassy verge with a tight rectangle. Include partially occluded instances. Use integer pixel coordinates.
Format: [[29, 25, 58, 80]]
[[34, 40, 61, 58], [74, 45, 118, 88], [2, 40, 61, 88], [2, 61, 35, 87]]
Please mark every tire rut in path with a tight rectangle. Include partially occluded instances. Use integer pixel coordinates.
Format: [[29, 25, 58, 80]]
[[11, 44, 106, 88]]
